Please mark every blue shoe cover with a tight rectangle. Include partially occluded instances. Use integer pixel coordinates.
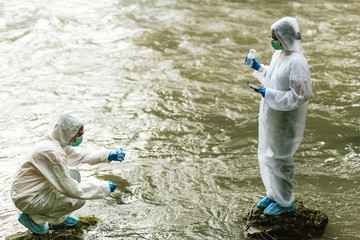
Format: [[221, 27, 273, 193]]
[[18, 213, 49, 235], [257, 196, 274, 208], [56, 216, 80, 227], [263, 202, 295, 215]]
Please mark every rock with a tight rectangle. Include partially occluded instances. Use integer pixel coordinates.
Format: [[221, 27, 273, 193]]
[[5, 216, 99, 240], [243, 200, 328, 240]]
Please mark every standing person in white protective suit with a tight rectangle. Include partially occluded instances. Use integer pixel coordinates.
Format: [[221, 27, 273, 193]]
[[11, 113, 126, 234], [244, 17, 312, 215]]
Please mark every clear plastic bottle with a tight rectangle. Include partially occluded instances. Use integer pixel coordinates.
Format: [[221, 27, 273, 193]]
[[244, 49, 256, 67]]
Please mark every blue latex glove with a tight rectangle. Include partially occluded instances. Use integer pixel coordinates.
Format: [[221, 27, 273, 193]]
[[254, 88, 266, 97], [108, 148, 126, 162], [109, 183, 117, 192], [244, 56, 261, 71]]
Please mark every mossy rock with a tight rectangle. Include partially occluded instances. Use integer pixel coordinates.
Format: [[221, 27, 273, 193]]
[[6, 216, 100, 240], [243, 200, 328, 240]]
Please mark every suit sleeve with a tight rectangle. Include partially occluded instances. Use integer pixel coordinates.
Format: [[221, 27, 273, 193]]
[[263, 59, 312, 111], [33, 151, 111, 200], [64, 146, 110, 167]]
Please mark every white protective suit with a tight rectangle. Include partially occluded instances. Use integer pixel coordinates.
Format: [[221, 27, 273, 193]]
[[253, 17, 312, 207], [11, 114, 112, 225]]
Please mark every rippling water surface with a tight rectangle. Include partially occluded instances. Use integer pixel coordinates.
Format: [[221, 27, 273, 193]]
[[0, 0, 359, 239]]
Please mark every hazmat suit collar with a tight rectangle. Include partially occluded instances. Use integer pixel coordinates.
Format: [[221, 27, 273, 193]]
[[271, 17, 302, 53], [51, 113, 84, 148]]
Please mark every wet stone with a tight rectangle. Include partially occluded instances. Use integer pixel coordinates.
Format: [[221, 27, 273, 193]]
[[6, 216, 99, 240], [243, 200, 328, 240]]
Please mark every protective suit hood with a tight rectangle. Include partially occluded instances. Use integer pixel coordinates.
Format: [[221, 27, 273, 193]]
[[271, 17, 302, 52], [51, 113, 84, 148]]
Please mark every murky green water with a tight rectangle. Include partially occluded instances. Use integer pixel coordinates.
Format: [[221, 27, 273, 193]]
[[0, 0, 359, 239]]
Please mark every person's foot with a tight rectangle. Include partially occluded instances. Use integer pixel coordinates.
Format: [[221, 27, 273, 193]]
[[257, 196, 274, 208], [263, 202, 295, 215], [49, 216, 80, 229], [18, 213, 49, 235]]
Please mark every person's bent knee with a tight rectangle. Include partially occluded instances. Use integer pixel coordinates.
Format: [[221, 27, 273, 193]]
[[76, 200, 86, 209]]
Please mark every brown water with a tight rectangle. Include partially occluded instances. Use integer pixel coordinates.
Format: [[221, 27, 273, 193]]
[[0, 0, 359, 239]]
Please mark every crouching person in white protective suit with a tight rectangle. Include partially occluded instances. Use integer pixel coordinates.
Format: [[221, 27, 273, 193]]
[[11, 113, 125, 234], [244, 17, 312, 215]]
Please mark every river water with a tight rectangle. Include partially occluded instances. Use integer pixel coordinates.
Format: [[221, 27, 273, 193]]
[[0, 0, 359, 239]]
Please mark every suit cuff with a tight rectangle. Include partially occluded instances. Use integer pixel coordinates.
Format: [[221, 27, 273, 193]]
[[100, 183, 111, 196]]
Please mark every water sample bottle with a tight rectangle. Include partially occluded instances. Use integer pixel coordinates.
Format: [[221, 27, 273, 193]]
[[244, 49, 256, 67]]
